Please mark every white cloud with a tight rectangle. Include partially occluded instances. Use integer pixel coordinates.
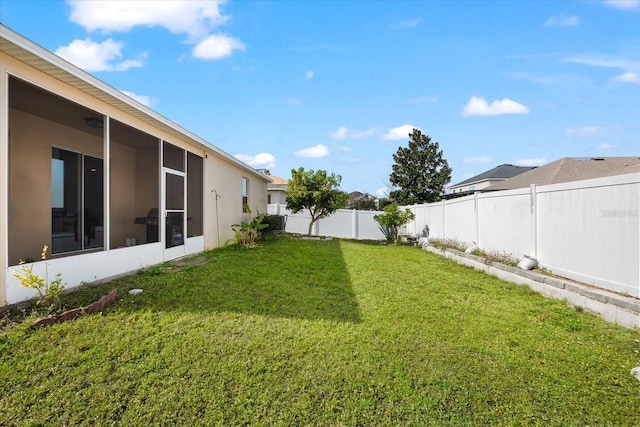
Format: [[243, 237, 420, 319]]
[[55, 38, 143, 71], [565, 126, 607, 137], [294, 144, 329, 158], [286, 98, 303, 106], [544, 14, 580, 27], [463, 156, 492, 165], [67, 0, 244, 61], [604, 0, 640, 10], [598, 143, 617, 150], [234, 152, 276, 168], [329, 126, 348, 140], [462, 96, 530, 117], [563, 54, 640, 71], [329, 126, 379, 140], [611, 72, 640, 84], [381, 124, 419, 140], [68, 0, 228, 41], [192, 34, 246, 60], [120, 90, 156, 107], [305, 71, 315, 80], [515, 158, 546, 166], [563, 54, 640, 84]]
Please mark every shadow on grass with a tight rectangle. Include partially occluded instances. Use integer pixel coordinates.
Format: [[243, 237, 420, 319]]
[[102, 238, 362, 324]]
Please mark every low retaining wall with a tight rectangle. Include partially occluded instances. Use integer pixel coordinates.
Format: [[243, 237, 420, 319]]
[[425, 246, 640, 330]]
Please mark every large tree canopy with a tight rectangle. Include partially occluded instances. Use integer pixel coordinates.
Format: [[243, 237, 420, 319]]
[[389, 128, 452, 205], [286, 167, 349, 236]]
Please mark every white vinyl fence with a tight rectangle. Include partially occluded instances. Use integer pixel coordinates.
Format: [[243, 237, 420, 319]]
[[267, 204, 385, 240], [268, 172, 640, 297]]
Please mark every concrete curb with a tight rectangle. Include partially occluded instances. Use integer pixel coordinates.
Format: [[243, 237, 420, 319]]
[[425, 246, 640, 330]]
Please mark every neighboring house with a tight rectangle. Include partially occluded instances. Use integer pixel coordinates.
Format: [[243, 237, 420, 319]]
[[0, 25, 269, 306], [448, 164, 536, 198], [258, 169, 289, 205], [347, 191, 379, 210], [489, 157, 640, 191]]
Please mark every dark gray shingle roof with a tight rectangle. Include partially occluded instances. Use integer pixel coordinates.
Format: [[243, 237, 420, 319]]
[[452, 164, 536, 187]]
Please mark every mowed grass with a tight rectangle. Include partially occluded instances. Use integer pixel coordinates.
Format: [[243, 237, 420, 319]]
[[1, 238, 639, 426]]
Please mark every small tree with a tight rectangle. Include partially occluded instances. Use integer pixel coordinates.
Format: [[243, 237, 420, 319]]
[[373, 202, 416, 244], [286, 167, 348, 236]]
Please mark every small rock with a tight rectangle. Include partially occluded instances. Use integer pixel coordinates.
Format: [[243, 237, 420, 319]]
[[129, 289, 143, 296], [632, 367, 640, 381]]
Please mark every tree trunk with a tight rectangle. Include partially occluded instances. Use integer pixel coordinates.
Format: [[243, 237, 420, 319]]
[[307, 219, 314, 237]]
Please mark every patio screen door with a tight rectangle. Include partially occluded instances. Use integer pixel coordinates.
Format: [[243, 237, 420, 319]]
[[163, 169, 186, 260]]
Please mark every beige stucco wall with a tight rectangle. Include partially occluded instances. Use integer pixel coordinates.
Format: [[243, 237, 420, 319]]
[[1, 50, 268, 306], [202, 156, 268, 248]]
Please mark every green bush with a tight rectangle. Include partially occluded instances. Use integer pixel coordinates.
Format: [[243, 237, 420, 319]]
[[373, 202, 415, 244]]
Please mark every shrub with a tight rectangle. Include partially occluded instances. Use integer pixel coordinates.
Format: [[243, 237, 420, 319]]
[[12, 245, 65, 309], [373, 203, 415, 244], [230, 205, 269, 248]]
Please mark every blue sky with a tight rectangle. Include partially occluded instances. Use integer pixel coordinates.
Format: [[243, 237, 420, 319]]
[[1, 0, 639, 196]]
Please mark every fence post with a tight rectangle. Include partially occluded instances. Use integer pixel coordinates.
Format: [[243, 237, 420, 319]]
[[352, 209, 358, 239], [530, 184, 537, 259], [442, 199, 446, 240], [474, 192, 479, 246]]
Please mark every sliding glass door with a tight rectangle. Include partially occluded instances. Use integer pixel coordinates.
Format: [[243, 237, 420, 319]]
[[51, 147, 104, 254]]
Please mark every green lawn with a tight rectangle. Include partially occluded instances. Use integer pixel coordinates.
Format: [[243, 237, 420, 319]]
[[1, 238, 639, 426]]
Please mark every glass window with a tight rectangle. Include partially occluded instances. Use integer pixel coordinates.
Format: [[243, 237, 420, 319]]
[[51, 148, 103, 254], [242, 177, 249, 213]]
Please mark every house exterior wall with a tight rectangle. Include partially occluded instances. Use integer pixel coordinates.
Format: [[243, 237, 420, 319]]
[[202, 156, 268, 248], [450, 179, 493, 194], [268, 189, 287, 205], [1, 47, 267, 306]]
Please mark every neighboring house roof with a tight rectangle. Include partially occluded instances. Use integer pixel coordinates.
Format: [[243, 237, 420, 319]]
[[348, 191, 377, 201], [491, 157, 640, 191], [266, 174, 289, 185], [451, 164, 536, 189], [0, 24, 269, 183]]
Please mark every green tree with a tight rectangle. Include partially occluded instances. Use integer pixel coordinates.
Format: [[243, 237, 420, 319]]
[[373, 202, 416, 244], [389, 128, 452, 205], [286, 167, 349, 236]]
